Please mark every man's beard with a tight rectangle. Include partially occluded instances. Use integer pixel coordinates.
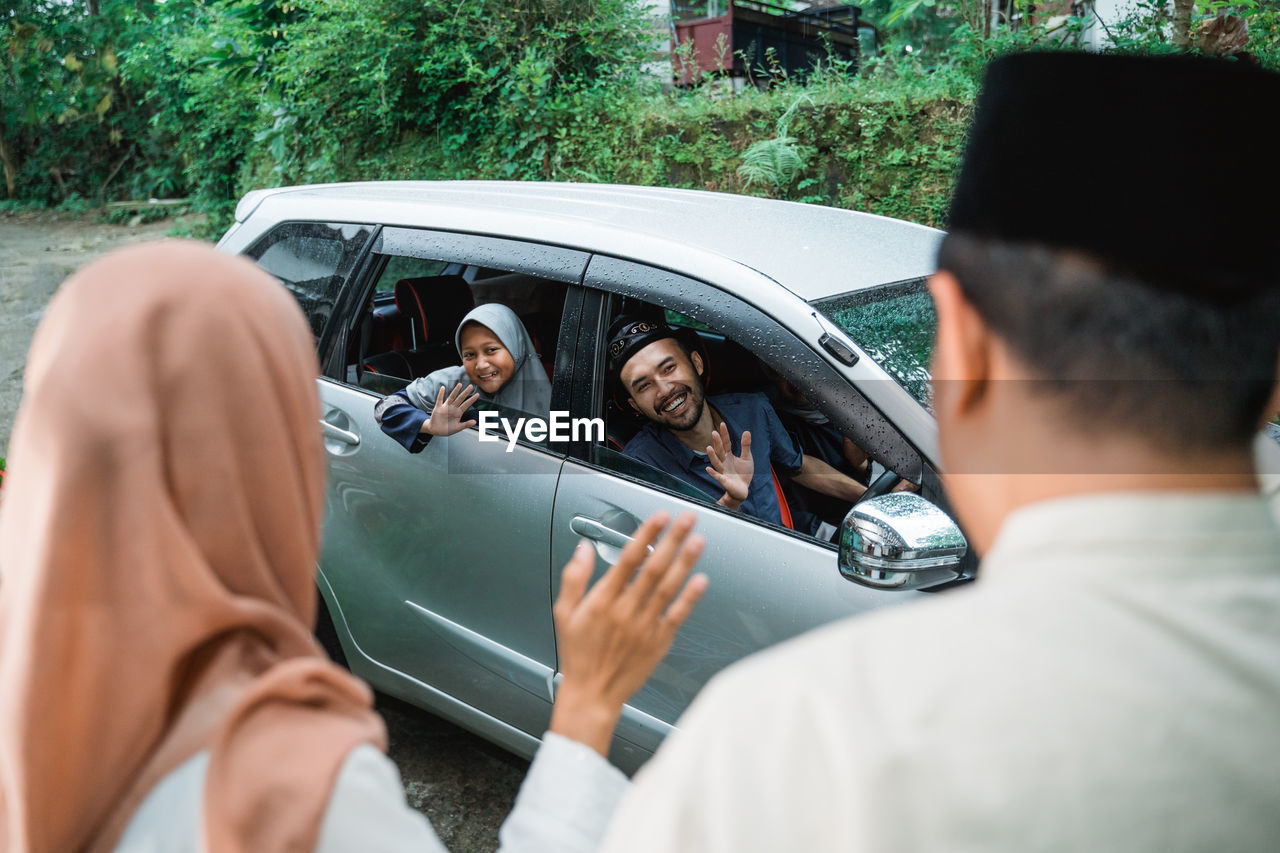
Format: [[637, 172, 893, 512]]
[[656, 383, 706, 432]]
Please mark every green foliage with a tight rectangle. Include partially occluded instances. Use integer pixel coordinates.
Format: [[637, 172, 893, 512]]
[[1, 1, 143, 203], [866, 0, 1280, 69], [514, 50, 971, 227], [4, 0, 649, 221], [0, 197, 45, 215], [737, 95, 811, 190], [7, 0, 1278, 236], [212, 0, 653, 186], [120, 0, 314, 225], [738, 134, 808, 190]]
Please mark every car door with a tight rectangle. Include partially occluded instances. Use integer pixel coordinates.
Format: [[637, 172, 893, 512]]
[[550, 257, 935, 771], [310, 227, 589, 747]]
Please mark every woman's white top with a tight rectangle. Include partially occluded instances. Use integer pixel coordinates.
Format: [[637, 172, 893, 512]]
[[114, 732, 627, 852]]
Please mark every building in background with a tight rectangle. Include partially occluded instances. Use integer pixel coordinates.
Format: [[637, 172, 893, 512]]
[[660, 1, 873, 87]]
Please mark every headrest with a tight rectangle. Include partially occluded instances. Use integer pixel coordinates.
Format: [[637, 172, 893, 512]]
[[393, 275, 473, 342]]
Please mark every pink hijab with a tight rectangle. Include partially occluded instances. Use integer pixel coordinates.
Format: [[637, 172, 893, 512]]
[[0, 242, 386, 851]]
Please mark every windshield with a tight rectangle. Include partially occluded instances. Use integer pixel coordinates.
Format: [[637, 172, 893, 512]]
[[811, 278, 935, 410]]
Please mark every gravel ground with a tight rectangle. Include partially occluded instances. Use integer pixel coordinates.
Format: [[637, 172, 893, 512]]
[[378, 696, 527, 851], [0, 212, 179, 455], [0, 212, 523, 851]]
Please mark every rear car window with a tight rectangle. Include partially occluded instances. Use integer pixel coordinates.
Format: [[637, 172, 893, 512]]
[[811, 277, 935, 410], [246, 222, 373, 342]]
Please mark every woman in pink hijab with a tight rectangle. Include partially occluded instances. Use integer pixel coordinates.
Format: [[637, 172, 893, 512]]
[[0, 241, 706, 852]]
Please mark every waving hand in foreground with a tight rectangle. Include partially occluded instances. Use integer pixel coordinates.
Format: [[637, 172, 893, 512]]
[[551, 513, 708, 756]]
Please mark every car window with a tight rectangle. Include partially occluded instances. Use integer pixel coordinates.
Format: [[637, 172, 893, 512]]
[[663, 308, 713, 332], [245, 222, 373, 343], [583, 256, 925, 483], [336, 235, 588, 462], [811, 278, 935, 410], [589, 445, 715, 505], [586, 294, 901, 544], [345, 258, 570, 398], [375, 256, 449, 298]]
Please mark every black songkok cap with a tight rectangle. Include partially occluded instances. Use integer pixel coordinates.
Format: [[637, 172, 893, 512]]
[[947, 52, 1280, 303], [607, 315, 681, 380]]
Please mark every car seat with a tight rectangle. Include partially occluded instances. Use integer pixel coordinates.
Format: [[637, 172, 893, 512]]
[[361, 275, 475, 383]]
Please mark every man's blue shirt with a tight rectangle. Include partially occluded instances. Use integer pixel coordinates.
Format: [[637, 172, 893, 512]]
[[622, 392, 803, 526]]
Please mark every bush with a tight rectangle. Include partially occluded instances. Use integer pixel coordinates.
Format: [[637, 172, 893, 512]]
[[1, 1, 153, 204], [5, 0, 1277, 235]]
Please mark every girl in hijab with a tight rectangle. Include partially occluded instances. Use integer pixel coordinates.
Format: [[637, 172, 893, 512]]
[[0, 241, 706, 853], [374, 303, 551, 452]]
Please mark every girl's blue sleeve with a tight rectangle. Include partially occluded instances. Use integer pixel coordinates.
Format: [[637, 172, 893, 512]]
[[373, 390, 431, 453]]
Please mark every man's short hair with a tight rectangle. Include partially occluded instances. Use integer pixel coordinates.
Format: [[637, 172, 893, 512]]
[[937, 232, 1279, 452]]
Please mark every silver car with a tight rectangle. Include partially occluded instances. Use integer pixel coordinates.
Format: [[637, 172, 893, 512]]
[[217, 181, 972, 772]]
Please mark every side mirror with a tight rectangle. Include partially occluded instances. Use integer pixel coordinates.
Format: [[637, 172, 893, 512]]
[[839, 493, 968, 590]]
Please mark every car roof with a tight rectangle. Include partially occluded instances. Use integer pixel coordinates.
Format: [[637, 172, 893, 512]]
[[237, 181, 944, 302]]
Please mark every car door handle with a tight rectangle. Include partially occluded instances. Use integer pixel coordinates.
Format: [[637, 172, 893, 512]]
[[570, 516, 654, 554], [320, 419, 360, 446]]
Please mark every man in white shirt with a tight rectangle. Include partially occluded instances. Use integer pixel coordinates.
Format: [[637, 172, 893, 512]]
[[599, 52, 1280, 852]]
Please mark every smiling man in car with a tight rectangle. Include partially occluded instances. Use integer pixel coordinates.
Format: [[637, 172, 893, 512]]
[[608, 316, 868, 534], [596, 52, 1280, 852]]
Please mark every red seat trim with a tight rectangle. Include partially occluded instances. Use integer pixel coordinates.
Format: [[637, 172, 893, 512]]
[[771, 467, 794, 530]]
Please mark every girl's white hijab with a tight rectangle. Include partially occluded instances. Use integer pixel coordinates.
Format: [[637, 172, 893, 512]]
[[405, 302, 552, 415]]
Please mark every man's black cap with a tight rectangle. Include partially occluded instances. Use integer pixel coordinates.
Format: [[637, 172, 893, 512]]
[[607, 315, 682, 381], [947, 52, 1280, 303]]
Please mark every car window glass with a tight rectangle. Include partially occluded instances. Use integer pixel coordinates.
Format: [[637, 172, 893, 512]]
[[663, 308, 713, 332], [245, 222, 372, 343], [343, 251, 573, 458], [589, 445, 716, 505], [376, 256, 449, 298], [811, 278, 934, 410], [590, 296, 895, 544]]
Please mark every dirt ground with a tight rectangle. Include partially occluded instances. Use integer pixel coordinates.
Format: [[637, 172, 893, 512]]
[[0, 212, 181, 455], [0, 212, 523, 851]]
